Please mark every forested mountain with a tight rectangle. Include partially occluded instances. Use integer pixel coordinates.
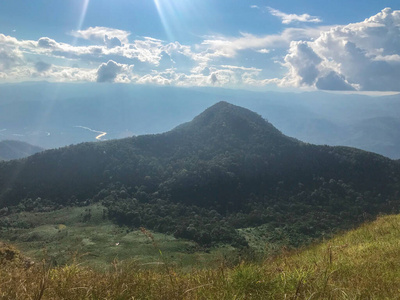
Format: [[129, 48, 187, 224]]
[[1, 82, 400, 159], [1, 102, 399, 247], [0, 140, 43, 161]]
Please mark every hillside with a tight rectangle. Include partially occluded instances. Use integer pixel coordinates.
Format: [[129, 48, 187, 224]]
[[0, 102, 400, 247], [1, 214, 400, 299], [0, 140, 43, 160]]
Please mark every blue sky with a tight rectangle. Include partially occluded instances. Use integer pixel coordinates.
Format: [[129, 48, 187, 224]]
[[0, 0, 399, 92]]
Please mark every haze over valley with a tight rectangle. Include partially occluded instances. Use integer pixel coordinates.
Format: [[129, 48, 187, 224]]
[[1, 82, 400, 159]]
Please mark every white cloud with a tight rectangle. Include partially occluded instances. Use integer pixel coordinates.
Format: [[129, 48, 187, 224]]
[[96, 60, 131, 83], [283, 41, 322, 86], [33, 35, 169, 66], [37, 37, 60, 49], [46, 66, 97, 82], [124, 37, 164, 64], [0, 34, 36, 49], [134, 67, 246, 88], [137, 73, 172, 85], [11, 14, 395, 91], [279, 8, 400, 91], [267, 7, 322, 24], [374, 54, 400, 62], [0, 44, 23, 71], [220, 65, 261, 72], [0, 31, 197, 82], [0, 21, 329, 87], [0, 63, 97, 83], [257, 49, 270, 54], [200, 27, 324, 60], [70, 26, 131, 47]]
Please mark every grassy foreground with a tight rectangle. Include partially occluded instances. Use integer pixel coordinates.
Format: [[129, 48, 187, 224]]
[[2, 214, 400, 299]]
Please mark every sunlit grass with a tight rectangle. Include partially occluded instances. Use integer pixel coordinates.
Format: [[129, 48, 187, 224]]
[[2, 214, 400, 299]]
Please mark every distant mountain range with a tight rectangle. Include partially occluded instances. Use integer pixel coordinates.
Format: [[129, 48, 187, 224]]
[[1, 102, 399, 247], [0, 140, 43, 161], [0, 82, 399, 158]]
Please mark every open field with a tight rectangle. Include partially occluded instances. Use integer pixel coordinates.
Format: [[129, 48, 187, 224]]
[[0, 204, 242, 270]]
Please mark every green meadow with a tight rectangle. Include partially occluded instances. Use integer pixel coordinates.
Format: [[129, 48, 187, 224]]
[[2, 211, 400, 299], [0, 204, 241, 270]]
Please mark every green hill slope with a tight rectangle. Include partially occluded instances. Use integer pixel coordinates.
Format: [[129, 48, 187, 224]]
[[0, 102, 400, 247]]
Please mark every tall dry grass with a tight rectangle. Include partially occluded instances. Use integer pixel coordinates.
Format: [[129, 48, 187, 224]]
[[1, 214, 400, 299]]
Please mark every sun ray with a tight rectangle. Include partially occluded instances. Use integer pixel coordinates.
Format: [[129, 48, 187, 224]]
[[71, 0, 90, 48], [29, 1, 91, 150], [77, 0, 90, 33], [153, 0, 174, 41]]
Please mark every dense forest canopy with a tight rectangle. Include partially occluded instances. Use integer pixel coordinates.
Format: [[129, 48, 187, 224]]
[[1, 102, 399, 247]]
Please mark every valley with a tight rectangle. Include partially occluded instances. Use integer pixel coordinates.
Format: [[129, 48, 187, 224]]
[[0, 204, 232, 270], [2, 211, 400, 299], [1, 102, 400, 269]]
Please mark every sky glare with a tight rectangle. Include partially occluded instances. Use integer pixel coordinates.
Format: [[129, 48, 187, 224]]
[[0, 0, 399, 92]]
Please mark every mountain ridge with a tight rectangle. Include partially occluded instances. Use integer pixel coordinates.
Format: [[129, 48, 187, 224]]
[[2, 83, 400, 158], [0, 102, 399, 247], [0, 140, 44, 161]]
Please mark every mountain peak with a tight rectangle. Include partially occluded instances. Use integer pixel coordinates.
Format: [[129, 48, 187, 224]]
[[172, 101, 286, 143], [200, 100, 259, 116]]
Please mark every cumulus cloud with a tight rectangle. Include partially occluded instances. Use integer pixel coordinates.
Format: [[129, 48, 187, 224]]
[[267, 7, 322, 24], [96, 60, 131, 83], [283, 41, 322, 86], [44, 66, 97, 82], [105, 35, 122, 48], [38, 37, 58, 48], [279, 8, 400, 91], [70, 26, 130, 47], [134, 67, 249, 88], [210, 73, 218, 85], [0, 30, 194, 82], [0, 21, 325, 87], [3, 9, 398, 92], [125, 37, 164, 64], [34, 35, 168, 66], [0, 45, 23, 71], [315, 71, 355, 91], [137, 73, 172, 85]]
